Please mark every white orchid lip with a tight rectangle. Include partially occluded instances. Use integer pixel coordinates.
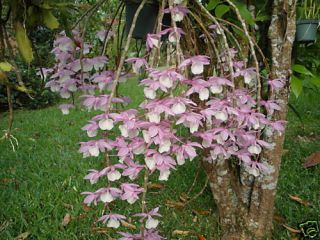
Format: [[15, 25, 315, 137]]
[[202, 139, 211, 148], [51, 85, 60, 92], [142, 130, 151, 144], [151, 38, 159, 48], [168, 33, 176, 43], [189, 122, 199, 133], [248, 144, 262, 155], [253, 122, 260, 130], [128, 129, 139, 138], [244, 73, 256, 85], [172, 12, 184, 22], [87, 130, 97, 137], [89, 145, 99, 157], [159, 75, 173, 88], [146, 217, 159, 229], [177, 156, 185, 165], [246, 166, 260, 177], [127, 197, 137, 204], [119, 125, 129, 137], [159, 139, 171, 153], [99, 119, 114, 130], [98, 82, 106, 90], [144, 88, 156, 99], [199, 88, 209, 101], [191, 62, 204, 75], [210, 85, 223, 94], [107, 170, 121, 181], [100, 192, 114, 203], [61, 109, 70, 115], [60, 91, 71, 99], [133, 144, 145, 155], [145, 157, 155, 170], [159, 170, 170, 181], [60, 75, 71, 82], [147, 112, 161, 123], [107, 219, 120, 229], [68, 85, 77, 92], [214, 111, 228, 121], [172, 102, 186, 115]]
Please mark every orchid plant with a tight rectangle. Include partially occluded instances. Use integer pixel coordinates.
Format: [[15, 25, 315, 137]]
[[43, 0, 288, 238]]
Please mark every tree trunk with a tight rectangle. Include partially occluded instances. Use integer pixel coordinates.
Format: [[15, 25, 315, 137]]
[[203, 0, 296, 239]]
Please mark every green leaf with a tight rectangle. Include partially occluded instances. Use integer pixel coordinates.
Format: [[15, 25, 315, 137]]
[[206, 0, 220, 11], [231, 26, 246, 40], [15, 22, 34, 64], [15, 84, 33, 94], [42, 10, 59, 29], [292, 64, 313, 76], [215, 4, 230, 18], [236, 3, 255, 26], [0, 62, 13, 72], [310, 76, 320, 87], [255, 14, 270, 22], [291, 76, 303, 98]]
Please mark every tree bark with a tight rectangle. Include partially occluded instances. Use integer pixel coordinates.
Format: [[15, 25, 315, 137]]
[[203, 0, 296, 239]]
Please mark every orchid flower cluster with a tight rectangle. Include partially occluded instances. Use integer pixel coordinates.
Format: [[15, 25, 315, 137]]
[[43, 29, 129, 115], [44, 1, 287, 239]]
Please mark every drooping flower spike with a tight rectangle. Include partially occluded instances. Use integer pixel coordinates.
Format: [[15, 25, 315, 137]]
[[179, 55, 210, 75]]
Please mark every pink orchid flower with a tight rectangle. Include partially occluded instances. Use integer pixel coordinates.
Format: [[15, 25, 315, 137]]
[[207, 76, 234, 94], [120, 183, 144, 204], [168, 97, 196, 115], [146, 33, 161, 50], [81, 191, 99, 206], [84, 169, 101, 184], [268, 78, 285, 91], [53, 35, 74, 52], [134, 207, 162, 229], [261, 100, 281, 115], [179, 55, 210, 75], [118, 232, 140, 240], [45, 80, 61, 92], [58, 104, 74, 115], [81, 120, 99, 137], [153, 153, 176, 181], [122, 158, 145, 180], [234, 67, 256, 85], [91, 56, 108, 70], [51, 69, 74, 82], [126, 57, 149, 74], [164, 5, 188, 22], [100, 164, 126, 182], [144, 229, 164, 240], [173, 141, 202, 165], [97, 213, 126, 229], [97, 187, 122, 203], [159, 27, 185, 43], [176, 112, 204, 133], [79, 139, 113, 158], [91, 71, 114, 91], [96, 29, 114, 42], [185, 78, 211, 100]]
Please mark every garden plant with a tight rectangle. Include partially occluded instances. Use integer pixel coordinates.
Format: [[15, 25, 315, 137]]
[[0, 0, 310, 239]]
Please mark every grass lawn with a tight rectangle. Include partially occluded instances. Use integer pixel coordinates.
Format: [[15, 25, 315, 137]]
[[0, 78, 319, 240]]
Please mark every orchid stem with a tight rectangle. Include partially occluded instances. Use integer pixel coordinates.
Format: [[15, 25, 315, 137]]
[[141, 167, 149, 238]]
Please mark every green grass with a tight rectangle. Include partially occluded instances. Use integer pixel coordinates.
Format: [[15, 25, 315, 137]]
[[0, 79, 319, 239]]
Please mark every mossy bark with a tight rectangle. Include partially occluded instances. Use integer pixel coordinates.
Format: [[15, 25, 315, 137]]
[[202, 0, 296, 239]]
